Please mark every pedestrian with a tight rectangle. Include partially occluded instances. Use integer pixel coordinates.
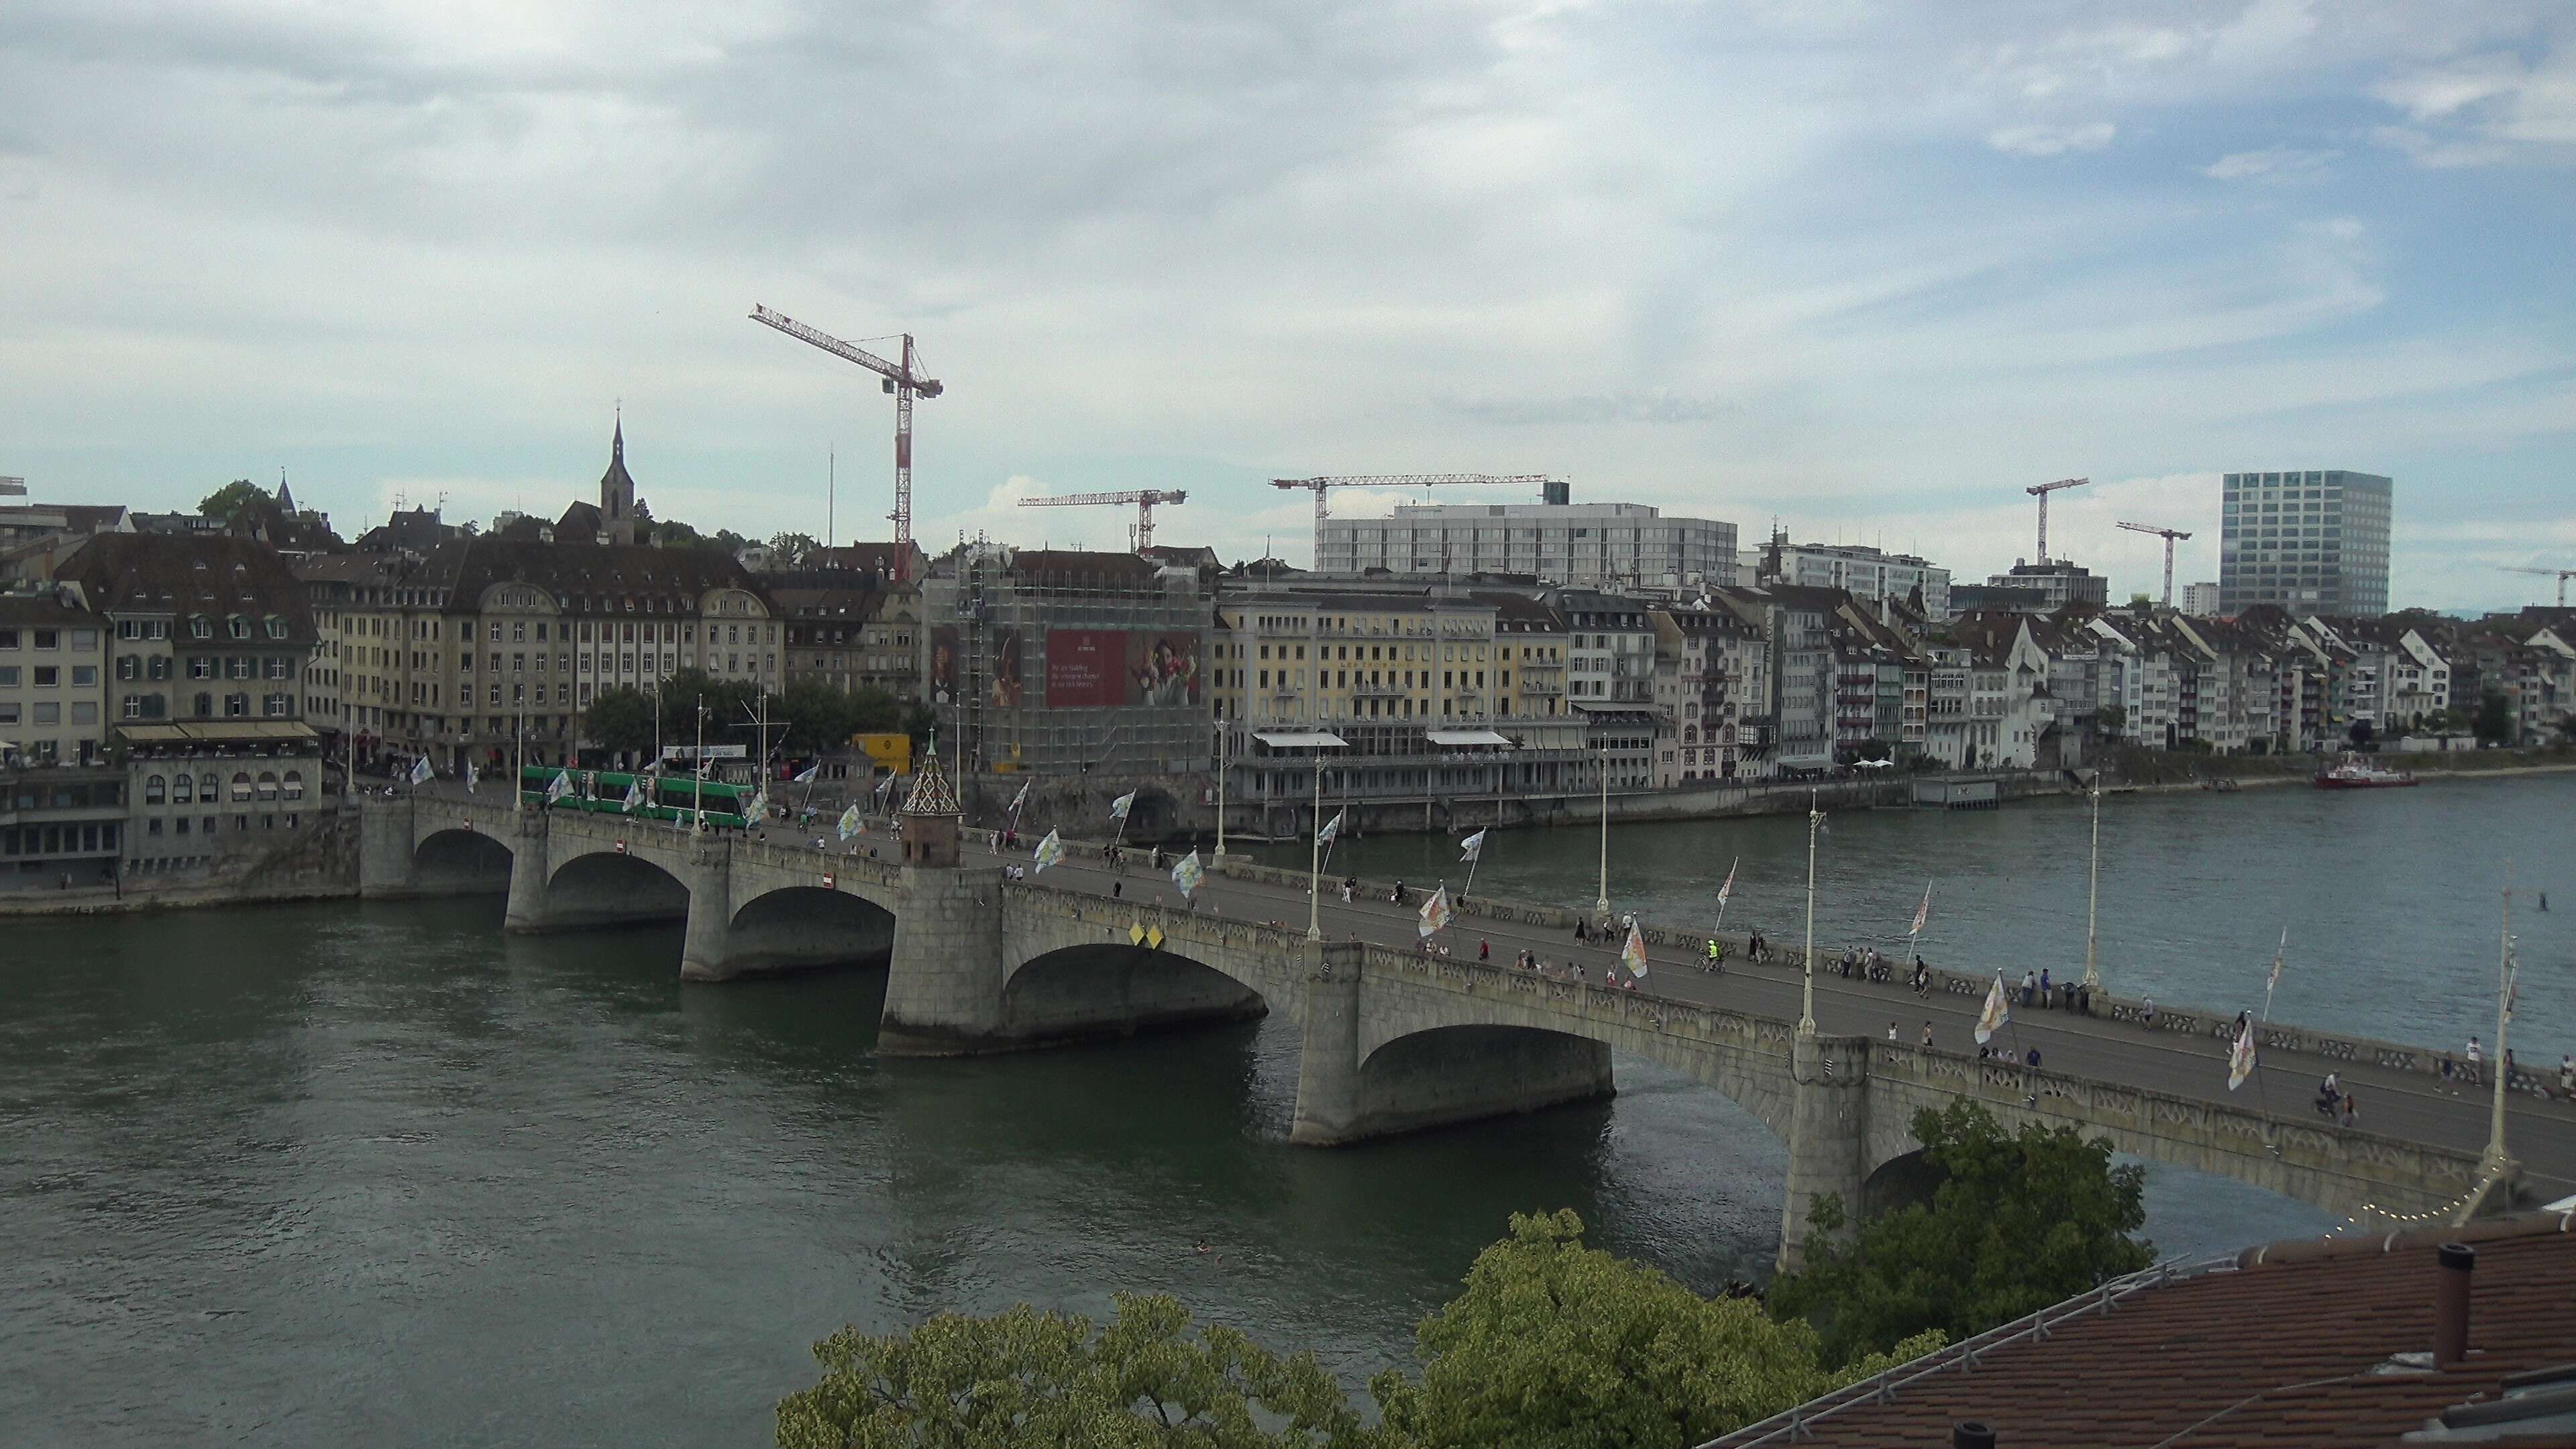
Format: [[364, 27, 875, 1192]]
[[2142, 997, 2156, 1029], [2440, 1054, 2459, 1095], [1478, 939, 1490, 962], [2039, 968, 2053, 1006], [1112, 880, 1122, 900], [1921, 1021, 1934, 1049], [2020, 970, 2037, 1007], [2467, 1036, 2483, 1081], [2339, 1091, 2358, 1129], [2026, 1045, 2041, 1069], [2559, 1055, 2574, 1102], [1886, 1020, 1898, 1042]]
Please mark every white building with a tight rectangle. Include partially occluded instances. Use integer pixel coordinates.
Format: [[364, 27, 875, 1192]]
[[1318, 494, 1737, 590], [1746, 541, 1951, 620], [2180, 582, 2219, 616]]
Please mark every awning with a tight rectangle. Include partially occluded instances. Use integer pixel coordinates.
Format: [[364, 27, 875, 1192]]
[[1425, 729, 1513, 747], [1252, 730, 1349, 749], [115, 720, 322, 745]]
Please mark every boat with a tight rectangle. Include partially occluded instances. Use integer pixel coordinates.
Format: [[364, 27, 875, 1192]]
[[2313, 753, 2419, 790]]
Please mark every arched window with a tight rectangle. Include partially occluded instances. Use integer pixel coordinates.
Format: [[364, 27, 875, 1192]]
[[173, 774, 194, 804], [146, 774, 167, 805], [231, 771, 252, 802], [1683, 725, 1699, 744], [257, 771, 279, 801], [200, 772, 219, 800], [283, 771, 305, 800]]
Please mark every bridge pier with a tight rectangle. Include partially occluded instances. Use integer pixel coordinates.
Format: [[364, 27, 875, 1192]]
[[1776, 1030, 1871, 1275], [358, 795, 419, 898], [1289, 942, 1367, 1145], [877, 862, 1008, 1054], [678, 837, 737, 982], [502, 810, 553, 933]]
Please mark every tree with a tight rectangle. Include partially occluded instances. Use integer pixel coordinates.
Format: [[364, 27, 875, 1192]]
[[2473, 691, 2515, 745], [2095, 702, 2126, 739], [1368, 1210, 1941, 1449], [2349, 718, 2375, 747], [582, 686, 659, 759], [199, 478, 270, 520], [775, 1293, 1362, 1449], [1769, 1101, 2151, 1368], [770, 531, 823, 566]]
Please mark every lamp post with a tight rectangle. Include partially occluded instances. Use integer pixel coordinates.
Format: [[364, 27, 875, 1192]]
[[2485, 874, 2516, 1179], [2082, 769, 2104, 991], [1594, 743, 1611, 921], [1214, 718, 1228, 858], [1801, 789, 1821, 1036], [692, 702, 706, 827], [1306, 749, 1324, 941]]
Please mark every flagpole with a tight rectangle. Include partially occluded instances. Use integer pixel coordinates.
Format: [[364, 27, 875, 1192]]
[[1715, 856, 1736, 934], [1801, 788, 1820, 1036], [692, 703, 706, 828], [1214, 719, 1228, 858], [1464, 845, 1481, 902], [2081, 769, 2103, 991], [514, 706, 525, 813], [1306, 751, 1324, 941], [1594, 743, 1611, 922], [2484, 868, 2514, 1179]]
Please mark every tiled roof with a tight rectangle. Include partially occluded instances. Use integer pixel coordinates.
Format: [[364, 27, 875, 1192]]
[[1711, 1213, 2576, 1449], [407, 538, 773, 614], [0, 594, 103, 626], [52, 533, 317, 641]]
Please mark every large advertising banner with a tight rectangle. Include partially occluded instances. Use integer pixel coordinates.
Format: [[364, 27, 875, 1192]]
[[1044, 630, 1202, 707], [1044, 629, 1124, 708], [989, 628, 1024, 709], [929, 625, 961, 704]]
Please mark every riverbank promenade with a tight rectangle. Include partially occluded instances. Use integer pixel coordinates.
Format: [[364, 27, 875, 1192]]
[[362, 791, 2575, 1270]]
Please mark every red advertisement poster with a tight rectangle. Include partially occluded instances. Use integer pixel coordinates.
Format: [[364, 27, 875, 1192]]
[[1044, 629, 1124, 708]]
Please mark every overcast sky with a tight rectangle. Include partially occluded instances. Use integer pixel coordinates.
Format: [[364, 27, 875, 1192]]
[[4, 1, 2570, 609]]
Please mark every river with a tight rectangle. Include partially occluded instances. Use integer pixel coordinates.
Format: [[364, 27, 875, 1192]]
[[4, 776, 2567, 1446]]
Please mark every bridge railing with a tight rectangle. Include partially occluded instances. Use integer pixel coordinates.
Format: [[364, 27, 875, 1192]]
[[1358, 938, 1808, 1063], [1207, 854, 2572, 1103]]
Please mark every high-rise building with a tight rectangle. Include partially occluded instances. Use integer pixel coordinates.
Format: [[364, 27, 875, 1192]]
[[2180, 582, 2220, 616], [1316, 495, 1737, 590], [2218, 470, 2391, 617]]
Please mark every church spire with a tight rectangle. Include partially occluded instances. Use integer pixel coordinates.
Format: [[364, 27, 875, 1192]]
[[276, 466, 296, 517], [612, 403, 624, 461]]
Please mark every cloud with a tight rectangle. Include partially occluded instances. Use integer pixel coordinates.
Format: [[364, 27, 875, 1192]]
[[1986, 121, 2114, 157], [2369, 46, 2576, 164], [2201, 144, 2339, 181]]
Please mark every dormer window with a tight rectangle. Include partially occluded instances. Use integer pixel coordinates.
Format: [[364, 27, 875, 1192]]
[[227, 616, 250, 640], [191, 616, 213, 639], [265, 617, 288, 640]]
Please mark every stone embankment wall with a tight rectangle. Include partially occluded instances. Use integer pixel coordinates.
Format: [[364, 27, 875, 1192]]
[[0, 808, 360, 918]]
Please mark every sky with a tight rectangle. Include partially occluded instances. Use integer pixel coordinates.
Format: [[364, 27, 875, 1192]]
[[2, 0, 2571, 611]]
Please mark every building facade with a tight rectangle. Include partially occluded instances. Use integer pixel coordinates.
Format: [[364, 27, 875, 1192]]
[[2218, 470, 2392, 617], [1750, 540, 1951, 621], [0, 594, 111, 767], [1317, 497, 1738, 590]]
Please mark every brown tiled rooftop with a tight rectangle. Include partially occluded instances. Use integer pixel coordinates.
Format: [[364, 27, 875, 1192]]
[[1709, 1213, 2576, 1449]]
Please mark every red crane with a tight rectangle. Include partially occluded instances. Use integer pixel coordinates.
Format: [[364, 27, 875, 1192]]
[[751, 304, 941, 574], [1018, 489, 1188, 551], [2025, 476, 2092, 563], [2116, 521, 2194, 606]]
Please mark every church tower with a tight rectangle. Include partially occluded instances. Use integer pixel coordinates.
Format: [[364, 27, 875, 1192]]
[[600, 412, 638, 545]]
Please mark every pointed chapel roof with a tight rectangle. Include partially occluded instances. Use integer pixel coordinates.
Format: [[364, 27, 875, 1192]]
[[900, 739, 961, 817]]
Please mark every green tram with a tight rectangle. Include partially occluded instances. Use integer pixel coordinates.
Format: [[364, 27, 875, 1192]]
[[517, 766, 755, 829]]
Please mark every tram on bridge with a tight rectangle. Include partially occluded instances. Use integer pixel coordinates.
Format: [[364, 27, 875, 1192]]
[[516, 766, 755, 829]]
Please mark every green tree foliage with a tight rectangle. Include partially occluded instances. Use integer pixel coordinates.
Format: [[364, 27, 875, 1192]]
[[198, 478, 270, 520], [2095, 702, 2127, 738], [770, 531, 823, 566], [777, 680, 910, 753], [581, 686, 659, 758], [2473, 690, 2515, 745], [1368, 1211, 1941, 1449], [775, 1293, 1362, 1449], [1769, 1101, 2151, 1368], [657, 667, 765, 746]]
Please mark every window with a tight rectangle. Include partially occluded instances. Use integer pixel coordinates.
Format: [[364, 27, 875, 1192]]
[[146, 774, 167, 805], [225, 694, 248, 717], [117, 655, 140, 681], [34, 665, 57, 686], [227, 617, 250, 640], [191, 616, 212, 639], [175, 774, 194, 804], [193, 692, 213, 716], [284, 771, 305, 800], [266, 618, 288, 639], [231, 772, 253, 802]]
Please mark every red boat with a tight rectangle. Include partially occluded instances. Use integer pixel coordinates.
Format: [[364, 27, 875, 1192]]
[[2314, 753, 2419, 789]]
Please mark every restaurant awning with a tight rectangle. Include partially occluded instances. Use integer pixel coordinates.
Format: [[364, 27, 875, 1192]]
[[1424, 729, 1513, 747], [1251, 730, 1350, 749], [115, 720, 321, 745]]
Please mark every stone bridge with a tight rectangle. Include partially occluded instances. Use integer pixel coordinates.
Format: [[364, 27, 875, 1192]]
[[359, 795, 2516, 1270]]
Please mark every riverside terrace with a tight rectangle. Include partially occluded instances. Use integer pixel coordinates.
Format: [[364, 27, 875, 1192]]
[[358, 791, 2573, 1271]]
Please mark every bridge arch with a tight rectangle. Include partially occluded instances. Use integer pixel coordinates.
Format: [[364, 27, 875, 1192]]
[[544, 847, 691, 929], [727, 885, 898, 975], [1352, 1024, 1620, 1142], [415, 826, 513, 893], [999, 941, 1267, 1044]]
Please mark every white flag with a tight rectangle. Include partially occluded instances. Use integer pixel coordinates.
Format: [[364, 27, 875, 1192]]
[[876, 773, 898, 801], [464, 759, 478, 794], [1417, 885, 1452, 938], [1009, 778, 1030, 813], [792, 763, 820, 784], [1622, 924, 1648, 980], [2226, 1018, 2257, 1091], [1909, 881, 1932, 938], [1171, 848, 1204, 900], [623, 776, 647, 812], [1315, 810, 1344, 847], [1974, 973, 2010, 1045], [1109, 790, 1137, 821], [408, 755, 433, 786], [837, 804, 863, 841], [1459, 828, 1486, 863], [1715, 857, 1737, 908], [544, 769, 572, 806], [748, 789, 768, 821], [1031, 828, 1066, 875]]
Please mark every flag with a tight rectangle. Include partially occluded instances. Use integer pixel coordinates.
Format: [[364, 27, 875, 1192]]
[[1032, 828, 1066, 875], [749, 789, 769, 822], [1171, 848, 1204, 900], [1974, 973, 2010, 1044], [1623, 924, 1648, 980], [2266, 927, 2286, 998], [837, 804, 863, 841], [1459, 828, 1486, 863], [2506, 962, 2518, 1022], [876, 773, 898, 801], [1009, 778, 1030, 814], [792, 763, 820, 784], [1316, 810, 1344, 847], [1715, 857, 1737, 909], [1109, 790, 1137, 821], [544, 770, 572, 806], [464, 759, 478, 794], [408, 755, 433, 786], [1417, 885, 1452, 938], [1909, 881, 1932, 938], [623, 776, 646, 813], [2226, 1018, 2257, 1091]]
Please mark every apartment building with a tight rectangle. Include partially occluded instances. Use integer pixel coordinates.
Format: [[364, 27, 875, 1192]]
[[1317, 492, 1738, 590], [0, 594, 109, 767], [52, 534, 321, 732], [771, 576, 922, 699], [1748, 539, 1953, 621]]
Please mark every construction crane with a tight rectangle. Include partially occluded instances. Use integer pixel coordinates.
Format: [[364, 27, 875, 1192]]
[[2025, 476, 2092, 563], [1269, 474, 1555, 529], [2116, 521, 2194, 606], [2503, 565, 2576, 606], [1018, 489, 1187, 552], [749, 304, 941, 572]]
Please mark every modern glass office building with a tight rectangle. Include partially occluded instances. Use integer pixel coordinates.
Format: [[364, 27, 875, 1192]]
[[2216, 470, 2391, 617]]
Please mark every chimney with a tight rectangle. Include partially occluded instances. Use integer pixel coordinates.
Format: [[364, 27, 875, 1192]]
[[1952, 1422, 1996, 1449], [2434, 1242, 2474, 1368]]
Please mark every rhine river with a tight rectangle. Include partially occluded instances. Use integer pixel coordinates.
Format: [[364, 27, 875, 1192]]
[[5, 775, 2568, 1446]]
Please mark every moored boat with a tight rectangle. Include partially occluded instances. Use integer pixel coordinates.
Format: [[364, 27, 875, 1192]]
[[2313, 753, 2418, 790]]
